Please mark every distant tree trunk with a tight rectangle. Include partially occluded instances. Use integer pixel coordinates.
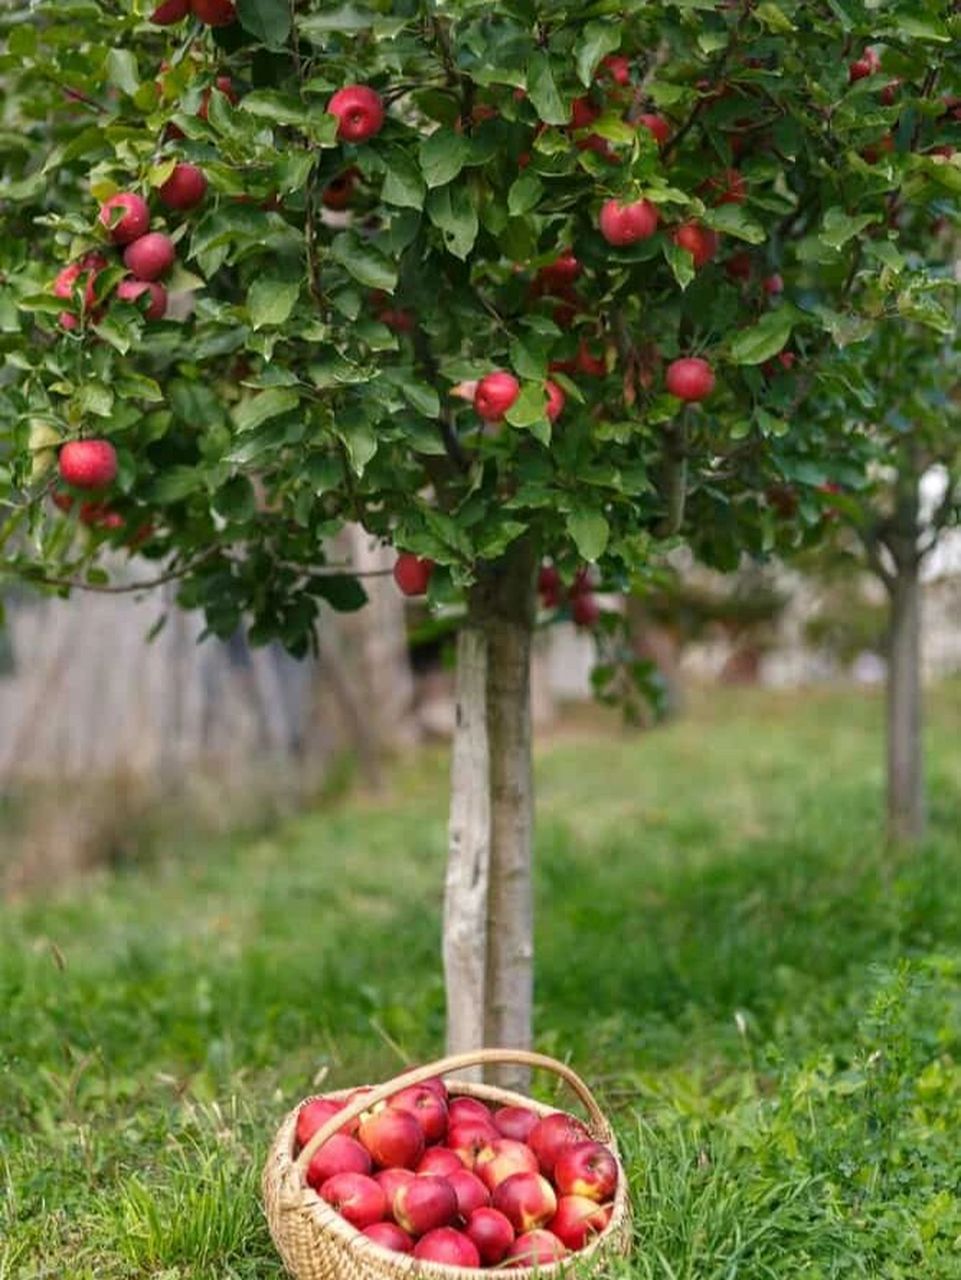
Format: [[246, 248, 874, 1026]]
[[442, 537, 538, 1088], [883, 463, 925, 846]]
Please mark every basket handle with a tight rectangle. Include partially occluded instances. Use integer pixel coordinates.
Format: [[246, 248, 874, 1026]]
[[294, 1048, 611, 1179]]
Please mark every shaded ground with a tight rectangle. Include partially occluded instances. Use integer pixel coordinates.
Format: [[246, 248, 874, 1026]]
[[3, 683, 961, 1278]]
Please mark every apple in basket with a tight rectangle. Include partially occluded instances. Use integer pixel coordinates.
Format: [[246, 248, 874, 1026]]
[[528, 1112, 591, 1177]]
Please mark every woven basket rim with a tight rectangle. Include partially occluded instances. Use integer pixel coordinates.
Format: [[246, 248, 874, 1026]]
[[264, 1076, 630, 1278]]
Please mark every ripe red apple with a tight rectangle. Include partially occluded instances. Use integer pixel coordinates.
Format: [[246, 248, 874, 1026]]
[[336, 1087, 377, 1134], [296, 1098, 343, 1150], [318, 1172, 387, 1229], [411, 1074, 448, 1103], [123, 232, 175, 281], [600, 54, 631, 87], [504, 1228, 568, 1267], [537, 565, 562, 609], [665, 356, 715, 402], [704, 168, 747, 205], [53, 252, 106, 310], [151, 0, 189, 22], [191, 0, 236, 25], [638, 113, 671, 147], [58, 440, 117, 491], [598, 198, 658, 246], [393, 553, 434, 598], [448, 1098, 493, 1127], [491, 1172, 557, 1232], [849, 48, 880, 83], [358, 1106, 425, 1170], [726, 250, 753, 282], [545, 380, 565, 424], [198, 76, 239, 120], [467, 1207, 515, 1265], [553, 1141, 618, 1202], [158, 163, 207, 211], [51, 490, 74, 513], [389, 1085, 448, 1144], [476, 1139, 539, 1192], [494, 1106, 541, 1144], [763, 273, 784, 296], [394, 1175, 458, 1236], [328, 85, 385, 142], [536, 252, 582, 293], [548, 1196, 612, 1251], [448, 1168, 490, 1220], [373, 1167, 415, 1219], [473, 371, 520, 422], [305, 1134, 372, 1190], [448, 1120, 498, 1170], [528, 1113, 590, 1178], [413, 1227, 481, 1268], [575, 341, 606, 376], [417, 1148, 464, 1177], [322, 168, 359, 210], [99, 193, 150, 245], [569, 96, 599, 130], [80, 503, 124, 531], [673, 222, 718, 270], [361, 1222, 413, 1253], [571, 593, 601, 629], [116, 279, 168, 321], [880, 78, 901, 106]]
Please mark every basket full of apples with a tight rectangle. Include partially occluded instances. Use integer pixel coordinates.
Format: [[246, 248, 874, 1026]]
[[262, 1049, 631, 1279]]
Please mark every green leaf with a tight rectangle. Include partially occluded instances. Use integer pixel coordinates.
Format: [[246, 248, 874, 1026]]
[[106, 48, 139, 96], [526, 53, 568, 126], [114, 374, 163, 402], [505, 383, 550, 430], [77, 383, 114, 417], [329, 233, 398, 292], [820, 207, 876, 250], [888, 15, 949, 41], [702, 204, 766, 243], [754, 2, 795, 33], [240, 91, 309, 126], [574, 22, 622, 88], [247, 277, 300, 329], [149, 466, 203, 504], [336, 417, 378, 475], [663, 238, 695, 291], [567, 509, 610, 561], [419, 130, 471, 188], [426, 185, 478, 260], [236, 0, 292, 47], [507, 171, 543, 217], [213, 475, 256, 522], [382, 148, 426, 209], [315, 574, 368, 612], [729, 308, 796, 365], [234, 387, 299, 432]]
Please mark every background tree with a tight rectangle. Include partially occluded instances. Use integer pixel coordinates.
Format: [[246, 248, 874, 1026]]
[[1, 0, 958, 1076]]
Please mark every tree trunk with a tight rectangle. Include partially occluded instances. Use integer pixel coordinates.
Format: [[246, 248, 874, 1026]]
[[886, 553, 925, 845], [442, 537, 538, 1088]]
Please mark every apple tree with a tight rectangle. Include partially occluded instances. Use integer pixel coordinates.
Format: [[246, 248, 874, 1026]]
[[1, 0, 959, 1078]]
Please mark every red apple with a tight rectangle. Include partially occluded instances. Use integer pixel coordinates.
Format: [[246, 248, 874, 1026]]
[[553, 1141, 618, 1202], [704, 168, 747, 205], [448, 1120, 498, 1170], [549, 1195, 612, 1251], [448, 1168, 490, 1220], [116, 279, 168, 321], [448, 1098, 493, 1127], [491, 1172, 557, 1232], [849, 48, 880, 83], [296, 1098, 343, 1150], [763, 273, 784, 296], [99, 193, 150, 245], [412, 1227, 481, 1268], [726, 250, 753, 282], [665, 356, 715, 402], [394, 1176, 458, 1236], [198, 76, 239, 120], [537, 253, 582, 293], [58, 440, 117, 491], [571, 593, 601, 629], [600, 54, 631, 87], [389, 1085, 449, 1144], [494, 1106, 541, 1144], [598, 198, 658, 246], [505, 1228, 568, 1267], [467, 1207, 515, 1265], [123, 232, 175, 281], [52, 252, 106, 310], [361, 1222, 413, 1254], [158, 163, 207, 211], [473, 371, 520, 422], [570, 96, 599, 130], [191, 0, 236, 25], [476, 1139, 539, 1192], [417, 1148, 464, 1177], [575, 341, 607, 376], [537, 565, 562, 609], [318, 1172, 387, 1229], [637, 113, 671, 147], [673, 222, 718, 270], [305, 1134, 372, 1190], [545, 379, 565, 424], [373, 1167, 415, 1219], [528, 1113, 590, 1178], [418, 1076, 449, 1103], [151, 0, 189, 22], [393, 553, 434, 598], [328, 85, 385, 143], [358, 1107, 425, 1171], [322, 168, 359, 210], [80, 503, 124, 531]]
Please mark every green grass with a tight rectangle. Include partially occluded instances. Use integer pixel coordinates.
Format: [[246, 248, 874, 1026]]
[[3, 683, 961, 1278]]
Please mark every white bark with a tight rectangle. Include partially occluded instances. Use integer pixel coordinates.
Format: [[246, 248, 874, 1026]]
[[443, 625, 491, 1080]]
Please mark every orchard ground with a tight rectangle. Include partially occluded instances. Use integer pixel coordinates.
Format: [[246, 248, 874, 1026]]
[[3, 683, 961, 1280]]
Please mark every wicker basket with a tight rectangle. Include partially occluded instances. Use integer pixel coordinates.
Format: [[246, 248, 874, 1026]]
[[263, 1048, 632, 1280]]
